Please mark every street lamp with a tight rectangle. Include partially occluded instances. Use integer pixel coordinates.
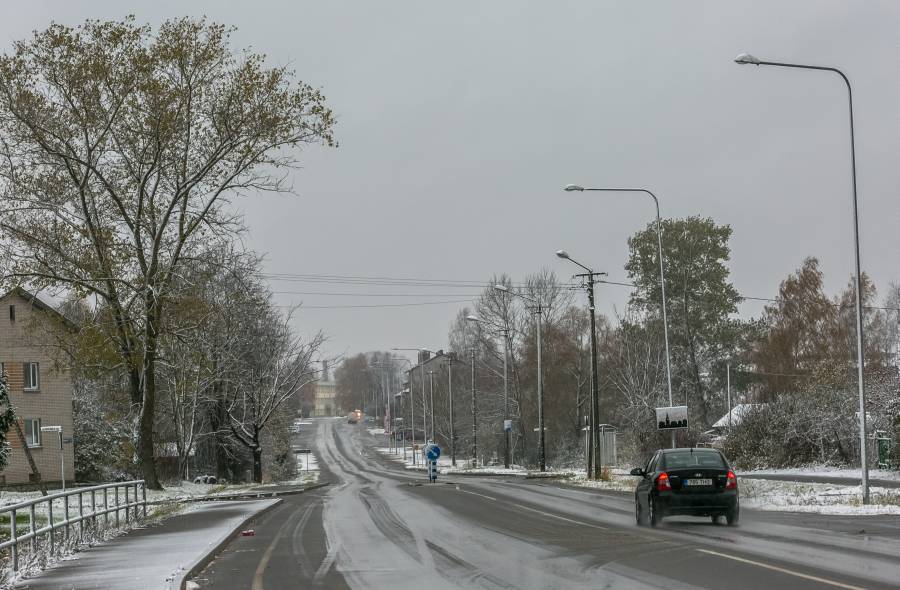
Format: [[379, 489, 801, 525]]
[[392, 347, 435, 455], [467, 315, 511, 469], [556, 250, 605, 479], [494, 284, 546, 471], [734, 52, 869, 504], [389, 354, 414, 460], [563, 183, 676, 449]]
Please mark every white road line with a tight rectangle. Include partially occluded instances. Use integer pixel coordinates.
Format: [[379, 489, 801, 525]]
[[696, 549, 867, 590], [458, 489, 498, 501], [512, 503, 607, 530]]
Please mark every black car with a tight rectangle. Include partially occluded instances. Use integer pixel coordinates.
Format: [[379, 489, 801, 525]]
[[631, 447, 739, 527]]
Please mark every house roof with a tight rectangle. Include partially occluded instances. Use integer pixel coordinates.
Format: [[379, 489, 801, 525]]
[[0, 287, 77, 329], [712, 403, 765, 428]]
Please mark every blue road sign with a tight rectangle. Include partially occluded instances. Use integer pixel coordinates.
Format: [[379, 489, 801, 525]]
[[425, 444, 441, 461]]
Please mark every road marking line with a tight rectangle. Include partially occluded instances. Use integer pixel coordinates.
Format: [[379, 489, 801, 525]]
[[251, 518, 291, 590], [695, 549, 867, 590], [512, 503, 607, 530], [458, 489, 497, 501]]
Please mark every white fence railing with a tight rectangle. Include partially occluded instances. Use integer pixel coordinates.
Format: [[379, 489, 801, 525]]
[[0, 480, 147, 572]]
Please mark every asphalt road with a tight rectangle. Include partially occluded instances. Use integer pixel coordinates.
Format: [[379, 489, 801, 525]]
[[195, 419, 900, 589]]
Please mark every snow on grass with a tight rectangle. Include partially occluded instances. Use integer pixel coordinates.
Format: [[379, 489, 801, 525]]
[[743, 466, 900, 482], [367, 427, 386, 436], [739, 478, 900, 515]]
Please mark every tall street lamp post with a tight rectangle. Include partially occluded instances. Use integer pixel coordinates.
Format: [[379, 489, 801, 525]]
[[389, 355, 413, 460], [392, 348, 434, 459], [446, 352, 458, 466], [734, 52, 869, 504], [467, 315, 511, 468], [564, 184, 676, 449], [471, 347, 477, 466], [556, 251, 605, 479], [428, 370, 435, 442], [495, 284, 546, 471]]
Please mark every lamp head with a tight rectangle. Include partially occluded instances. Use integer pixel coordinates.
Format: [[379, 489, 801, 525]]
[[556, 250, 570, 259], [734, 52, 760, 65], [564, 184, 585, 192], [493, 284, 509, 293], [466, 315, 479, 322]]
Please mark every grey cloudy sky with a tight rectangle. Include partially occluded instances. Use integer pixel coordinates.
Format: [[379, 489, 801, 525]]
[[5, 1, 899, 363]]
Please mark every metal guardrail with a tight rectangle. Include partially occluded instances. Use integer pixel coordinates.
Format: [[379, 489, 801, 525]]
[[0, 480, 147, 572]]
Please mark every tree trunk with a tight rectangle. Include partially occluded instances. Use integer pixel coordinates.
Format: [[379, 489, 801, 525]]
[[252, 435, 263, 484], [138, 303, 162, 490]]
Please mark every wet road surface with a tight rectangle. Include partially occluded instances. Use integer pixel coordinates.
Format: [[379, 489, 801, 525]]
[[195, 418, 900, 589]]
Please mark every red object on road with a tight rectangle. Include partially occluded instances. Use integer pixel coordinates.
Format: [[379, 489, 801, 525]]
[[241, 529, 255, 536]]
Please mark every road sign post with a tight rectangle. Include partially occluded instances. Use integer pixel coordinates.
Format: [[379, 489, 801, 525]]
[[424, 443, 441, 483]]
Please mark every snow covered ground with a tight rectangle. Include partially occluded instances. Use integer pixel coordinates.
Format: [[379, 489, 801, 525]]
[[561, 472, 900, 516], [739, 478, 900, 515], [743, 467, 900, 482]]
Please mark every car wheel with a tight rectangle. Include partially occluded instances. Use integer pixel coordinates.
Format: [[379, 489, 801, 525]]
[[635, 496, 649, 526], [649, 497, 662, 528], [711, 515, 722, 525], [726, 506, 740, 527]]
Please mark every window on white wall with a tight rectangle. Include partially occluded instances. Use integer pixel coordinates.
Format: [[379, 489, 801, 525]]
[[24, 418, 41, 447], [23, 362, 39, 391]]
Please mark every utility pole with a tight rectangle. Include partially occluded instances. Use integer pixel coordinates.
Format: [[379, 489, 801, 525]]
[[558, 250, 605, 479], [583, 273, 602, 479], [421, 364, 428, 443], [448, 354, 456, 466], [428, 370, 435, 442], [536, 303, 545, 472], [502, 328, 510, 469], [471, 347, 477, 466], [727, 362, 732, 430]]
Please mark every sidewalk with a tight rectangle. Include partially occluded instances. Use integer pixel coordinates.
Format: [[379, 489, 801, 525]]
[[15, 499, 278, 590]]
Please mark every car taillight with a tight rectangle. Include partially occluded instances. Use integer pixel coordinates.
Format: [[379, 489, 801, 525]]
[[656, 472, 672, 491], [726, 470, 737, 490]]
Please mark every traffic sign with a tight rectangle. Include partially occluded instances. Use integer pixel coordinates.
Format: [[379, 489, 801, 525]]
[[425, 444, 441, 461], [656, 405, 688, 430], [503, 420, 512, 432]]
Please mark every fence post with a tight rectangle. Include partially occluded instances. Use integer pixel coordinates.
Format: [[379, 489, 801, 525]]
[[11, 508, 18, 572], [141, 482, 147, 518], [91, 489, 97, 532], [48, 498, 55, 556], [114, 486, 120, 528], [29, 503, 36, 555], [103, 487, 109, 529], [63, 495, 70, 543], [124, 486, 130, 524], [78, 491, 84, 541]]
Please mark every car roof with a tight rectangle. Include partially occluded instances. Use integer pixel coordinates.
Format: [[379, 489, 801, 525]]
[[661, 447, 721, 453]]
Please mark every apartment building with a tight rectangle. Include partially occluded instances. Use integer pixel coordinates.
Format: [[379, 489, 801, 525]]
[[0, 288, 75, 486]]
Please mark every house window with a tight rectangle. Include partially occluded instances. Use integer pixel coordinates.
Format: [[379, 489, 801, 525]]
[[24, 418, 41, 447], [23, 362, 39, 391], [8, 305, 14, 322]]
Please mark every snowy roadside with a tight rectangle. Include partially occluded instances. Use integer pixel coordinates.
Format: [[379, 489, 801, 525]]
[[743, 466, 900, 482], [561, 472, 900, 516]]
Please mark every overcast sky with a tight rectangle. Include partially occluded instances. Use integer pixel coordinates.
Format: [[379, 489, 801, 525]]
[[5, 1, 899, 364]]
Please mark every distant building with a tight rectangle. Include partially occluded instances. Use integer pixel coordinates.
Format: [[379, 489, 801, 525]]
[[313, 360, 341, 417], [0, 288, 75, 486]]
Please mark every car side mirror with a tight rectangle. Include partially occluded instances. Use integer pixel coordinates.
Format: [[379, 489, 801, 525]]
[[629, 468, 645, 477]]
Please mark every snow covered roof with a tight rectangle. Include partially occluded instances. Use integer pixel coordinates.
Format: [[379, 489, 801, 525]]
[[712, 404, 765, 428]]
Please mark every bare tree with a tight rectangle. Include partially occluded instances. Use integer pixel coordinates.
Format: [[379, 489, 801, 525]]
[[0, 18, 335, 487]]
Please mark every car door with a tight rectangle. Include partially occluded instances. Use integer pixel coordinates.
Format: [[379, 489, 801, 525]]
[[637, 452, 659, 512]]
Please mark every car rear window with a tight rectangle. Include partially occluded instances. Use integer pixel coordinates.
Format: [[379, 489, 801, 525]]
[[661, 450, 726, 469]]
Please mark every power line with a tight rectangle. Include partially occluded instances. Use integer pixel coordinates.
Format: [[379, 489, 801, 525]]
[[291, 299, 473, 310]]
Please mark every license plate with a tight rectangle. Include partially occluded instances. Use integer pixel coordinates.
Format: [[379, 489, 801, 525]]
[[685, 478, 713, 486]]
